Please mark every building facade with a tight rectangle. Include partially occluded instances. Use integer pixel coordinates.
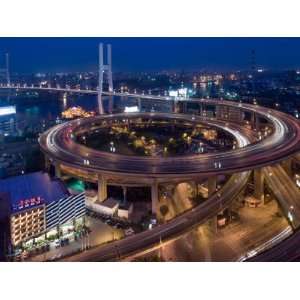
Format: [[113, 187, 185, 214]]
[[0, 172, 86, 258], [46, 193, 85, 230]]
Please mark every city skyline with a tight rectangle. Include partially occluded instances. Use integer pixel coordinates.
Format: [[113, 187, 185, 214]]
[[2, 37, 300, 73]]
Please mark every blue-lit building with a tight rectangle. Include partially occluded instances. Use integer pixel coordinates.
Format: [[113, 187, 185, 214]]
[[46, 193, 86, 230], [0, 105, 17, 136], [0, 171, 85, 258]]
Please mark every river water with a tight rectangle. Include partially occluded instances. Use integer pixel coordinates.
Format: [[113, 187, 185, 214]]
[[0, 91, 173, 131]]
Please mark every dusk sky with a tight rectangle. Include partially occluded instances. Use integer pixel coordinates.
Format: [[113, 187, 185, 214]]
[[1, 38, 300, 73]]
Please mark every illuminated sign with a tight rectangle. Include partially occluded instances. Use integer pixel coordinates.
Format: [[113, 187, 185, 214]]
[[0, 106, 16, 116], [169, 90, 178, 97], [124, 106, 139, 113], [169, 88, 188, 98], [12, 196, 44, 212], [178, 88, 187, 97]]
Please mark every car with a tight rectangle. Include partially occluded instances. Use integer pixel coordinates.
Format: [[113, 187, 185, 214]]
[[52, 253, 62, 260], [125, 228, 135, 236]]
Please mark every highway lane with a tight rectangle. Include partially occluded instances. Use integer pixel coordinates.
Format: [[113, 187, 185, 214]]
[[248, 228, 300, 262], [39, 111, 300, 178], [263, 165, 300, 229], [52, 114, 299, 261], [40, 115, 246, 178], [63, 162, 300, 262], [59, 116, 254, 261], [243, 165, 300, 261], [61, 170, 250, 261]]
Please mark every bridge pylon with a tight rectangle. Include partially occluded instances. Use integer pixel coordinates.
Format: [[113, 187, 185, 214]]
[[98, 43, 113, 114]]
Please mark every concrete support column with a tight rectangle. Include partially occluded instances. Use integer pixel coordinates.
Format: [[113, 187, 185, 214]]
[[208, 176, 217, 197], [127, 119, 130, 131], [239, 110, 244, 123], [190, 181, 197, 198], [151, 180, 159, 215], [182, 101, 187, 113], [226, 106, 230, 120], [251, 112, 255, 127], [202, 104, 206, 117], [199, 103, 203, 116], [172, 100, 179, 113], [98, 174, 107, 202], [251, 113, 260, 131], [196, 182, 205, 197], [256, 115, 260, 131], [211, 215, 218, 234], [251, 112, 256, 130], [138, 98, 142, 112], [195, 182, 200, 196], [55, 162, 61, 178], [122, 186, 127, 203], [108, 95, 113, 114], [254, 168, 265, 204], [282, 158, 293, 177], [215, 105, 220, 119]]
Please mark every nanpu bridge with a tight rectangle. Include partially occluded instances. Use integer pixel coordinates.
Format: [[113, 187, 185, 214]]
[[1, 44, 300, 261]]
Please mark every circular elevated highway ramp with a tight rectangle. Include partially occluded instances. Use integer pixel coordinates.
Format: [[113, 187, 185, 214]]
[[39, 108, 300, 179], [37, 98, 300, 261]]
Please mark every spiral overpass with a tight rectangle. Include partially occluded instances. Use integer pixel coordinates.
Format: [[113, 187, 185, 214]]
[[1, 85, 300, 260], [35, 99, 300, 261]]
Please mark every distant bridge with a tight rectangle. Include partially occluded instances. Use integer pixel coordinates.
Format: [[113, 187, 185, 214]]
[[0, 83, 179, 102]]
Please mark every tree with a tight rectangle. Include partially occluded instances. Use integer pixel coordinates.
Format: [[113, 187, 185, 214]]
[[160, 205, 169, 217]]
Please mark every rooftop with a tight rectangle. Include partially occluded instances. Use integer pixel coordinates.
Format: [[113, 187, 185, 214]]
[[95, 197, 119, 209], [0, 172, 70, 213], [119, 202, 132, 210]]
